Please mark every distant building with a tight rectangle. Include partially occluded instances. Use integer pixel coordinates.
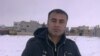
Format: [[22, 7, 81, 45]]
[[92, 25, 100, 37], [77, 26, 90, 36], [65, 27, 69, 35], [69, 26, 91, 36], [41, 23, 47, 28], [7, 27, 17, 35], [69, 27, 79, 36], [14, 21, 42, 35], [0, 26, 9, 35]]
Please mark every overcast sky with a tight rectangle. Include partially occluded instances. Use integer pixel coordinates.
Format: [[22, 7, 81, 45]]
[[0, 0, 100, 27]]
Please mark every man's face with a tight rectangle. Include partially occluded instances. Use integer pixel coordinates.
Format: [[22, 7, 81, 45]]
[[47, 12, 68, 36]]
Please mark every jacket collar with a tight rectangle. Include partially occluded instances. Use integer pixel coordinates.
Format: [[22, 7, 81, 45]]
[[47, 33, 66, 47]]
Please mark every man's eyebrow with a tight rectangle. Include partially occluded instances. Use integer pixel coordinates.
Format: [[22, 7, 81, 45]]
[[50, 18, 56, 20], [59, 19, 65, 21]]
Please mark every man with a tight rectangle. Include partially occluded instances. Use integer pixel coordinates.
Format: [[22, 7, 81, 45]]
[[22, 9, 81, 56]]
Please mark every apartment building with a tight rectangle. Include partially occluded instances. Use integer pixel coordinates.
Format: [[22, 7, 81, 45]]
[[14, 21, 41, 35]]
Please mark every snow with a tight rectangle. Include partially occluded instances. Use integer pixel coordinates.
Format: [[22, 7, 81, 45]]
[[67, 36, 100, 56], [0, 35, 100, 56]]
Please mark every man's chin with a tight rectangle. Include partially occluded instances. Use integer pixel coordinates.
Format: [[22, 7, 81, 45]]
[[52, 33, 62, 36]]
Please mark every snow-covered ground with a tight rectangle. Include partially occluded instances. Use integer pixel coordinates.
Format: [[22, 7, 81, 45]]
[[0, 35, 100, 56]]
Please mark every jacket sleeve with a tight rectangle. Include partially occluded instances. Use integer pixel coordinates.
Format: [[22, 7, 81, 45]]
[[21, 38, 34, 56]]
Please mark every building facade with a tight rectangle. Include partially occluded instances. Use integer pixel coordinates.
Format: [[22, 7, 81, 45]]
[[14, 21, 41, 35]]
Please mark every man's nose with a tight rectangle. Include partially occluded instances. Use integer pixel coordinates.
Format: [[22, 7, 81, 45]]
[[55, 21, 60, 27]]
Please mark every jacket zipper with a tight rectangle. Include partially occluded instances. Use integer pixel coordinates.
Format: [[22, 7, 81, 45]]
[[47, 40, 54, 56], [55, 45, 57, 52], [46, 37, 66, 56], [64, 51, 67, 56], [42, 50, 47, 56], [57, 39, 66, 56], [57, 43, 63, 56]]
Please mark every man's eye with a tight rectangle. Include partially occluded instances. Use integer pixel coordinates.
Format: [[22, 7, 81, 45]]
[[52, 20, 56, 22], [60, 20, 64, 23]]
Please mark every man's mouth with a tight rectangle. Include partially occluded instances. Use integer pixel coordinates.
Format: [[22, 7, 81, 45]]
[[53, 29, 60, 32]]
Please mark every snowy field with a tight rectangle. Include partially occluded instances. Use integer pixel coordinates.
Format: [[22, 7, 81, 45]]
[[0, 35, 100, 56]]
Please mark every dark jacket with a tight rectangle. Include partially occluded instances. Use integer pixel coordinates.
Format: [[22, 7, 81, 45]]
[[22, 27, 81, 56]]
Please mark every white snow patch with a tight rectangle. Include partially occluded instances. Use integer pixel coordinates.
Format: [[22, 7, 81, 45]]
[[0, 35, 100, 56]]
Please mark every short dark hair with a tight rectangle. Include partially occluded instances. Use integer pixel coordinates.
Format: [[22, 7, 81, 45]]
[[48, 9, 68, 20]]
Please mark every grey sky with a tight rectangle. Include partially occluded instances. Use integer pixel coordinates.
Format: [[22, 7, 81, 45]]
[[0, 0, 100, 27]]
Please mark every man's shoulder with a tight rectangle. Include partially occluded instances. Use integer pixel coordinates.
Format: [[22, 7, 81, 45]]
[[27, 37, 39, 44], [26, 37, 42, 48], [65, 38, 77, 47], [65, 38, 75, 43], [28, 37, 36, 42]]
